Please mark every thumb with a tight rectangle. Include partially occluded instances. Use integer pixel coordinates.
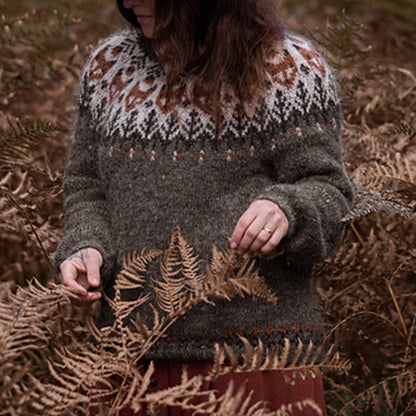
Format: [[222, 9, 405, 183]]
[[60, 262, 88, 295], [85, 256, 101, 288]]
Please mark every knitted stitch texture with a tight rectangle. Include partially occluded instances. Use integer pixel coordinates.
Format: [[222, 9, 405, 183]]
[[54, 28, 354, 362]]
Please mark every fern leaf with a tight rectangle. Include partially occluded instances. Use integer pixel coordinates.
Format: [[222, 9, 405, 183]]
[[0, 118, 60, 165], [343, 182, 416, 221]]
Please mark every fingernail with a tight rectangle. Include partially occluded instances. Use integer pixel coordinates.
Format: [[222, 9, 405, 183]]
[[230, 241, 237, 249], [91, 278, 98, 286]]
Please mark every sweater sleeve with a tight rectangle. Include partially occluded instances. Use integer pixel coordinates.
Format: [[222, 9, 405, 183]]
[[257, 74, 354, 266], [53, 68, 115, 277]]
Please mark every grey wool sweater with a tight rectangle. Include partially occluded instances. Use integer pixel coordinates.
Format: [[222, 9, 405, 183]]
[[54, 28, 354, 362]]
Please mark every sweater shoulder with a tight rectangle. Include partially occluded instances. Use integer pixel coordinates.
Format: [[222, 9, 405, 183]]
[[264, 32, 339, 121], [268, 32, 335, 83], [85, 28, 146, 69], [77, 28, 155, 105], [269, 32, 337, 92]]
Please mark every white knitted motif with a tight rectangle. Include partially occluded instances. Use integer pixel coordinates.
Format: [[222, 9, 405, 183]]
[[80, 29, 338, 144]]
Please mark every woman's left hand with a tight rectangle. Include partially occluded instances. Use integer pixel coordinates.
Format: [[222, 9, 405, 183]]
[[230, 199, 289, 256]]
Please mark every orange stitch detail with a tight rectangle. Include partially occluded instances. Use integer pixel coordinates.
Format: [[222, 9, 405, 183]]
[[250, 327, 261, 336], [109, 72, 128, 104], [269, 139, 278, 150], [292, 323, 302, 333], [111, 46, 120, 57], [89, 48, 114, 81], [149, 150, 157, 161], [197, 150, 207, 163], [155, 83, 186, 114], [265, 325, 275, 335], [294, 127, 304, 136], [236, 328, 245, 337], [171, 150, 180, 161], [224, 149, 235, 161], [266, 51, 299, 89], [221, 330, 231, 339], [125, 83, 156, 112], [128, 148, 136, 159], [295, 44, 327, 77], [206, 331, 216, 339], [278, 324, 289, 335]]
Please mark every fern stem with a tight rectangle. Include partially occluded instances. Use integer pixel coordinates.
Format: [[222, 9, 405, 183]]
[[5, 192, 53, 272], [350, 221, 365, 246], [327, 310, 406, 341], [4, 191, 69, 353], [110, 253, 252, 413], [384, 278, 408, 337], [395, 310, 416, 413], [405, 310, 416, 360]]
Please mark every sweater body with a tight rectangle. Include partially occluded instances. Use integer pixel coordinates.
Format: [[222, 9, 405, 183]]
[[55, 29, 353, 362]]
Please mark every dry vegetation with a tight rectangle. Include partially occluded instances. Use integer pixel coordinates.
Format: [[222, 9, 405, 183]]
[[0, 0, 415, 414]]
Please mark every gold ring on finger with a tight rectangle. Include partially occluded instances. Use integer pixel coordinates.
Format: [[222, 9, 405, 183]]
[[263, 226, 272, 234]]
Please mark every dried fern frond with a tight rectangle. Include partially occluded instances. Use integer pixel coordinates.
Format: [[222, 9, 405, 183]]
[[153, 229, 189, 314], [344, 182, 416, 221], [105, 227, 278, 371], [0, 280, 88, 415], [342, 124, 416, 221], [0, 9, 81, 108], [0, 118, 61, 166], [149, 227, 276, 320], [115, 248, 162, 291], [203, 246, 277, 306], [212, 338, 350, 381], [326, 369, 416, 416], [306, 10, 371, 71], [142, 345, 334, 416], [0, 231, 346, 415], [144, 366, 324, 416]]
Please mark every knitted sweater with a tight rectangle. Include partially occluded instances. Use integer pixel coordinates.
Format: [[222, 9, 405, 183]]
[[54, 28, 353, 362]]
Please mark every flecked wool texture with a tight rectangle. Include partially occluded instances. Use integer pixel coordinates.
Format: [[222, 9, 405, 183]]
[[54, 28, 354, 362]]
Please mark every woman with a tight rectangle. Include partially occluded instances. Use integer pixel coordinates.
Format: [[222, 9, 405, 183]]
[[55, 0, 353, 413]]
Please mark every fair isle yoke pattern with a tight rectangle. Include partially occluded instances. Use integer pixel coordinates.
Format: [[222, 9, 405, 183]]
[[55, 28, 354, 363], [82, 29, 339, 162]]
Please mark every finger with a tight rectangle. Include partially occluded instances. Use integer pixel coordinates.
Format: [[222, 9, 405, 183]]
[[84, 256, 101, 288], [247, 226, 273, 253], [230, 210, 257, 249], [260, 226, 287, 254], [236, 216, 266, 255], [60, 262, 88, 296], [70, 291, 102, 307], [260, 210, 289, 253], [246, 212, 281, 253]]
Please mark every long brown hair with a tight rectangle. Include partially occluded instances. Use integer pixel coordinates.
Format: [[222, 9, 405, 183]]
[[117, 0, 284, 118]]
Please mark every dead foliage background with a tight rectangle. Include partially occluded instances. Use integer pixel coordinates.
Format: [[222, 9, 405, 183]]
[[0, 0, 415, 414]]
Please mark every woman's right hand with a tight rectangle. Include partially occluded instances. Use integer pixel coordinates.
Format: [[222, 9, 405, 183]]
[[59, 247, 103, 306]]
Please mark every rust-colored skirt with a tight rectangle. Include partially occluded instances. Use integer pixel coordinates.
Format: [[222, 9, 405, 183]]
[[91, 360, 327, 416]]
